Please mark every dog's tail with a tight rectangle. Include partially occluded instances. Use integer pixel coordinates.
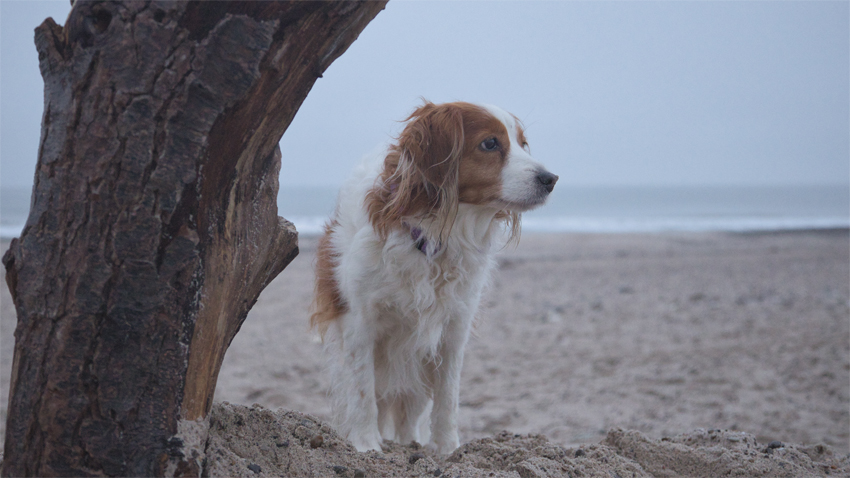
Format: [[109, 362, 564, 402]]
[[310, 220, 348, 339]]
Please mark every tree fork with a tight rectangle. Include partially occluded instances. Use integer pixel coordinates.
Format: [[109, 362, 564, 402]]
[[1, 1, 386, 476]]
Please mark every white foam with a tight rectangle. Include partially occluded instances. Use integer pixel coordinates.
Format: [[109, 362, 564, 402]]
[[520, 216, 850, 233], [286, 215, 850, 237], [3, 216, 846, 240]]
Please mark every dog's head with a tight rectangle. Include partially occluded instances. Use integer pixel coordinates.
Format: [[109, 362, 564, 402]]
[[367, 101, 557, 240]]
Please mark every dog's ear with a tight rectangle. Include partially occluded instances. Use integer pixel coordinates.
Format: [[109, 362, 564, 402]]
[[398, 102, 464, 187], [368, 102, 464, 239]]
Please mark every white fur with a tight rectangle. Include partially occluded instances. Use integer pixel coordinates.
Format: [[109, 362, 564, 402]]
[[481, 104, 551, 211], [319, 104, 554, 454]]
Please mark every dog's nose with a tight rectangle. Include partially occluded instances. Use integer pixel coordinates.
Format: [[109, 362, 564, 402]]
[[536, 171, 558, 193]]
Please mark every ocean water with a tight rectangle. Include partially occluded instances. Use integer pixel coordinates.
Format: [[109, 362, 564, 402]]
[[2, 184, 848, 239]]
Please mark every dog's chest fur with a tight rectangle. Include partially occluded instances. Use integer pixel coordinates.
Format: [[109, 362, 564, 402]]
[[352, 226, 497, 395]]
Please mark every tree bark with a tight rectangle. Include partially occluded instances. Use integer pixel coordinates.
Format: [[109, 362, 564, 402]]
[[1, 1, 386, 476]]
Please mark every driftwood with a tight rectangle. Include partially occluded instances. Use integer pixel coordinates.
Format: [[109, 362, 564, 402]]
[[1, 1, 386, 476]]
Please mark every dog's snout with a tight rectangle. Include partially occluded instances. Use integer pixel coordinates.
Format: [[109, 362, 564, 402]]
[[536, 170, 559, 193]]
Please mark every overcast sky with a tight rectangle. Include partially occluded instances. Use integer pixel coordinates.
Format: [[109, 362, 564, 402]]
[[2, 1, 848, 190]]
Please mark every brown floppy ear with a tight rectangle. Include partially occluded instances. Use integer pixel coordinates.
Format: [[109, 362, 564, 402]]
[[367, 102, 464, 239], [399, 102, 465, 187]]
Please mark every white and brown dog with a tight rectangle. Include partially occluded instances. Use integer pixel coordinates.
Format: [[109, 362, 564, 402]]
[[311, 101, 557, 453]]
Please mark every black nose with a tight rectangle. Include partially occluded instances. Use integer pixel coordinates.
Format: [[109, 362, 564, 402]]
[[536, 171, 558, 193]]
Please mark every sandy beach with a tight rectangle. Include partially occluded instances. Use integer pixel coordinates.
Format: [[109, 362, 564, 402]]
[[2, 230, 849, 476]]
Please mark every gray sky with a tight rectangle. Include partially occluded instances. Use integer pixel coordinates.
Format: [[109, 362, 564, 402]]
[[2, 1, 848, 190]]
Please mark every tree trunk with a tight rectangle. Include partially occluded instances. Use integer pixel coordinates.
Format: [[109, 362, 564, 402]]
[[1, 1, 386, 476]]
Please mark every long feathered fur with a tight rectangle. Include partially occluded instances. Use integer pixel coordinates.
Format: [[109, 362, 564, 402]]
[[366, 102, 465, 244], [308, 101, 556, 454]]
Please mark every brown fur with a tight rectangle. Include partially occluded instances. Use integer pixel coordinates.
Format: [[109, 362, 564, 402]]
[[310, 220, 347, 337], [366, 102, 465, 241], [366, 101, 522, 242]]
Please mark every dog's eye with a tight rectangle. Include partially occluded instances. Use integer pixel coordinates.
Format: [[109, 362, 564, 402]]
[[480, 138, 499, 151], [522, 141, 530, 152]]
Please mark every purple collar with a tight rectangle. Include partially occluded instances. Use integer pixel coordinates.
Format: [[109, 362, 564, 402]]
[[408, 225, 442, 255]]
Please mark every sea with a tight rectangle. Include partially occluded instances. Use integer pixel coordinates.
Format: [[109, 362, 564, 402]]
[[1, 184, 848, 239]]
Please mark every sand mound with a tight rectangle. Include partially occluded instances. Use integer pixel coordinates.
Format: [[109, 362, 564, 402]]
[[205, 402, 849, 477]]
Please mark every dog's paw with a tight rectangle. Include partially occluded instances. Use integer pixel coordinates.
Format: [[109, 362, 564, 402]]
[[427, 437, 459, 455]]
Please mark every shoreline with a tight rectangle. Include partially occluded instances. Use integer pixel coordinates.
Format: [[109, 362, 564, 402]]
[[296, 226, 850, 238], [3, 224, 848, 242]]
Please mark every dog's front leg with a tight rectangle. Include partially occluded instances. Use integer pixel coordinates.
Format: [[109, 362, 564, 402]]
[[429, 316, 473, 454], [338, 310, 382, 452]]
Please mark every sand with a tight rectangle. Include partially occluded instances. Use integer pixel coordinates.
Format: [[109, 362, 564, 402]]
[[2, 230, 849, 476], [204, 402, 847, 477]]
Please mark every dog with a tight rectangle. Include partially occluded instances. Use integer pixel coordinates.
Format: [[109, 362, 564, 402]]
[[310, 101, 557, 453]]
